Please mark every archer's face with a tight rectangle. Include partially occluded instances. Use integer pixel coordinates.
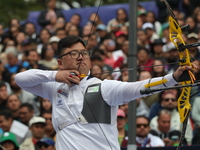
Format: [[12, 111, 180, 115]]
[[57, 42, 91, 75]]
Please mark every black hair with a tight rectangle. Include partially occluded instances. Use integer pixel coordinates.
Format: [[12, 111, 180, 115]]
[[0, 108, 13, 120], [24, 22, 36, 29], [57, 35, 86, 58], [40, 110, 52, 117], [71, 13, 81, 21], [136, 115, 150, 125], [0, 81, 6, 88], [90, 55, 102, 62], [116, 8, 128, 22], [24, 49, 38, 57], [40, 44, 52, 59], [19, 103, 34, 112], [137, 47, 150, 55]]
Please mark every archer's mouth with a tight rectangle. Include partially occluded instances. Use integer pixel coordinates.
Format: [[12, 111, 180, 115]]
[[77, 62, 85, 66]]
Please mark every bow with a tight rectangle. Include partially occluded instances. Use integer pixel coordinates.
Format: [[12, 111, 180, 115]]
[[163, 0, 197, 149]]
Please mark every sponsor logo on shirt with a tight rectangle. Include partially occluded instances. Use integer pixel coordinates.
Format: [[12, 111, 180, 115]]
[[87, 86, 99, 93], [57, 90, 68, 97], [57, 99, 63, 106]]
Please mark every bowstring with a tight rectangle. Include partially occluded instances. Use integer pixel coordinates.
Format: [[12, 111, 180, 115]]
[[83, 0, 114, 150]]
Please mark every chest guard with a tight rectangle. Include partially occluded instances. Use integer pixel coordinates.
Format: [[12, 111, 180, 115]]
[[81, 83, 111, 124]]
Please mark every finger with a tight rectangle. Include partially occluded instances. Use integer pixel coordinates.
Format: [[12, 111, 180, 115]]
[[192, 63, 197, 69], [70, 78, 80, 84], [70, 70, 80, 77], [69, 73, 81, 81], [65, 80, 72, 86]]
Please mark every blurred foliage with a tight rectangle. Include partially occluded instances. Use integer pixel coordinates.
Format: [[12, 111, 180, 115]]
[[0, 0, 149, 28]]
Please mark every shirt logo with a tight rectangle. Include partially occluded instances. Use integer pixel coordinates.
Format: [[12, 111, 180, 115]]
[[87, 86, 99, 93], [57, 90, 68, 97], [57, 99, 63, 106]]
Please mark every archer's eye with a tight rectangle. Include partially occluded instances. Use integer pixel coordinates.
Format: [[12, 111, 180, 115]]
[[71, 51, 79, 57], [83, 51, 90, 56]]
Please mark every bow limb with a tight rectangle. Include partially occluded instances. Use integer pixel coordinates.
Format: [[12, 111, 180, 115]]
[[163, 0, 196, 149]]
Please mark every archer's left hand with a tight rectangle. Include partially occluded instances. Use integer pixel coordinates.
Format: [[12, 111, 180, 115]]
[[173, 64, 197, 82]]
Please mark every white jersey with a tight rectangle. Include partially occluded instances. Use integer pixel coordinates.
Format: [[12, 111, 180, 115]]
[[14, 69, 177, 150]]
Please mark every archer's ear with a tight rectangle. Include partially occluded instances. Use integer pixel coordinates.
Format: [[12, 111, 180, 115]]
[[57, 59, 64, 70]]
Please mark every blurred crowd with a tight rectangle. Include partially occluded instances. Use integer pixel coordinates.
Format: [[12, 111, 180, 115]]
[[0, 0, 200, 149]]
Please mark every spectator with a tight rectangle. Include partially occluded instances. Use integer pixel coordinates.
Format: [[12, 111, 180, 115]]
[[64, 22, 73, 35], [155, 0, 180, 23], [0, 108, 31, 144], [118, 64, 128, 81], [90, 64, 103, 79], [146, 11, 162, 35], [136, 116, 164, 147], [191, 96, 200, 145], [0, 81, 8, 109], [15, 32, 26, 54], [137, 5, 147, 23], [120, 40, 129, 64], [67, 24, 80, 37], [55, 28, 66, 40], [37, 28, 51, 55], [137, 48, 154, 72], [82, 23, 95, 37], [39, 97, 52, 115], [20, 116, 46, 150], [194, 7, 200, 28], [137, 29, 151, 51], [107, 20, 120, 40], [4, 47, 29, 73], [115, 31, 127, 50], [187, 33, 200, 61], [1, 39, 16, 54], [151, 38, 165, 61], [90, 54, 113, 73], [3, 18, 22, 41], [6, 94, 21, 120], [38, 44, 58, 70], [137, 16, 143, 30], [151, 59, 167, 78], [9, 73, 37, 113], [96, 24, 110, 46], [150, 109, 186, 146], [41, 110, 56, 141], [182, 0, 200, 17], [160, 23, 170, 43], [162, 42, 179, 74], [52, 17, 66, 34], [88, 12, 103, 26], [120, 25, 128, 37], [103, 39, 124, 69], [49, 35, 60, 57], [36, 137, 55, 150], [117, 109, 128, 149], [142, 22, 159, 44], [0, 24, 4, 46], [19, 103, 34, 126], [107, 8, 129, 32], [0, 132, 19, 150], [81, 33, 98, 51], [69, 14, 82, 33], [149, 90, 193, 145], [185, 16, 199, 34], [25, 49, 50, 70], [37, 0, 64, 33], [24, 22, 38, 43]]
